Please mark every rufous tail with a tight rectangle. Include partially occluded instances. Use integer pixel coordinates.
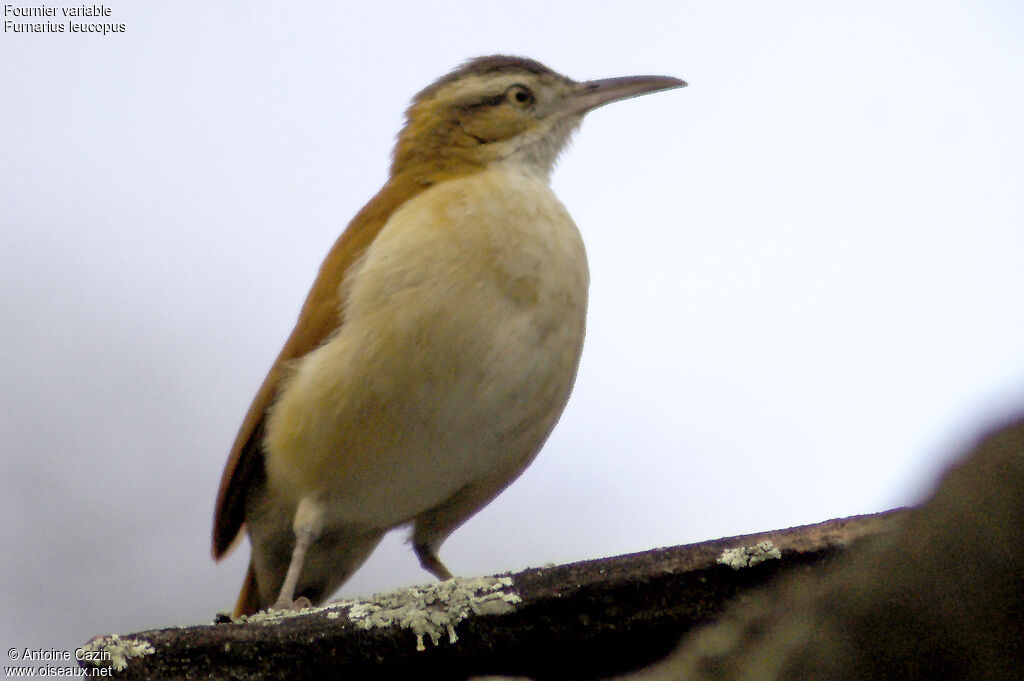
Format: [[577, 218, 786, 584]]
[[232, 560, 261, 617]]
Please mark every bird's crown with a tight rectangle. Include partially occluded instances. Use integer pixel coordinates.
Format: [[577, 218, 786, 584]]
[[389, 55, 685, 185], [391, 56, 582, 181]]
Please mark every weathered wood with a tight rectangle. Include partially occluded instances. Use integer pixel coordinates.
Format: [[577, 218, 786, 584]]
[[79, 511, 900, 680], [617, 417, 1024, 681]]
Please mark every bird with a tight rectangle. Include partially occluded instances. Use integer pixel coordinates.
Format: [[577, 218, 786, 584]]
[[212, 55, 686, 616]]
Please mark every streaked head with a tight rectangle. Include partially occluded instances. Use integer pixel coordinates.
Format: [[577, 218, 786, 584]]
[[391, 55, 686, 180]]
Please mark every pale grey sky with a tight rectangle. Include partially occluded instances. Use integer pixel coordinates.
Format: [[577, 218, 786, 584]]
[[3, 0, 1023, 662]]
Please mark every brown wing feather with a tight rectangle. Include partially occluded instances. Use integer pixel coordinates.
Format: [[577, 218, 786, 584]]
[[211, 175, 437, 559]]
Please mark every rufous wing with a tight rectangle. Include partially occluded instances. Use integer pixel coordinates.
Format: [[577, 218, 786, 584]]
[[211, 176, 435, 559]]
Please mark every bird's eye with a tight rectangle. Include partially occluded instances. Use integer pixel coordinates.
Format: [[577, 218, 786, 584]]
[[506, 84, 535, 108]]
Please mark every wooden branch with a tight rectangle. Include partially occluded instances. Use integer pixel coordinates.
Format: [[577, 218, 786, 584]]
[[623, 417, 1024, 681], [79, 511, 900, 680]]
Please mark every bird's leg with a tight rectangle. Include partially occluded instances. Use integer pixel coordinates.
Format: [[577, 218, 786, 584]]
[[413, 539, 453, 581], [412, 484, 495, 582], [272, 496, 325, 611]]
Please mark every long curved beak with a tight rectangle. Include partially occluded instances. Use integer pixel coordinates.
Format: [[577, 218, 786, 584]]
[[563, 74, 687, 116]]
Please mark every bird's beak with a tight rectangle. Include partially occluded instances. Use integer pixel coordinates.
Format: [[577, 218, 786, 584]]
[[562, 74, 687, 116]]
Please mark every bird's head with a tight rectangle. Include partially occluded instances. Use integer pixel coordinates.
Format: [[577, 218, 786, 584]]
[[391, 55, 685, 182]]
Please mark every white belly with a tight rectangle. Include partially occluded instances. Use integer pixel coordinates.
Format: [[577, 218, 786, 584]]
[[263, 164, 589, 528]]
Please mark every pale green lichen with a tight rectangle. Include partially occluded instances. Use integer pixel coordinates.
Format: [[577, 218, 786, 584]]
[[232, 576, 522, 651], [79, 634, 155, 672], [335, 576, 521, 651], [717, 541, 782, 570]]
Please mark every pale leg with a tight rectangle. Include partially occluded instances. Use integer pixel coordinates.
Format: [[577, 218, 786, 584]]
[[272, 496, 325, 610]]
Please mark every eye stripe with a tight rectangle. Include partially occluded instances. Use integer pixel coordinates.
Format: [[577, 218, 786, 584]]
[[460, 93, 506, 111]]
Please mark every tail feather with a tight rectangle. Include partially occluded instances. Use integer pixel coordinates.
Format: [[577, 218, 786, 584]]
[[233, 560, 262, 617]]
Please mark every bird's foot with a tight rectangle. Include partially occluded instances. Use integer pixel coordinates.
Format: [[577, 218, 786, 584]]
[[270, 595, 312, 612], [414, 541, 454, 581]]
